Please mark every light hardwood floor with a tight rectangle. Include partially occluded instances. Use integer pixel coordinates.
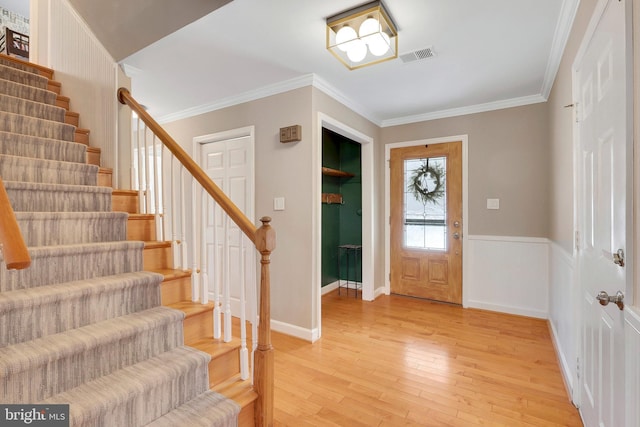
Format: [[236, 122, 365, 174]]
[[272, 290, 582, 426]]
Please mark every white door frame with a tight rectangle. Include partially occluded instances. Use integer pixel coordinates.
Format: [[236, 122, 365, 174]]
[[384, 135, 469, 304], [571, 0, 634, 415], [314, 113, 375, 341]]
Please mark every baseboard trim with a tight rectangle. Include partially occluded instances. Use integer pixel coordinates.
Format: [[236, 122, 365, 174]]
[[548, 318, 574, 399], [466, 299, 547, 319], [271, 319, 317, 342], [321, 281, 339, 295]]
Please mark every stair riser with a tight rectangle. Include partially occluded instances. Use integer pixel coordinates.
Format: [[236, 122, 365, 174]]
[[1, 310, 185, 403], [0, 243, 144, 291], [5, 184, 112, 212], [0, 273, 163, 347], [0, 79, 57, 105], [56, 96, 69, 110], [86, 147, 100, 166], [15, 212, 127, 246], [48, 81, 61, 95], [43, 349, 211, 427], [98, 169, 112, 187], [209, 347, 241, 387], [65, 112, 79, 127], [0, 112, 76, 142], [128, 216, 156, 241], [161, 275, 192, 306], [75, 129, 89, 145], [144, 245, 173, 271], [184, 309, 214, 346], [0, 132, 86, 163], [0, 156, 97, 186], [112, 192, 138, 214], [0, 94, 66, 122]]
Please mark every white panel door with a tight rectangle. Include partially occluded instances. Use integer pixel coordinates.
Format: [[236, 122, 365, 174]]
[[201, 135, 254, 316], [576, 1, 629, 426]]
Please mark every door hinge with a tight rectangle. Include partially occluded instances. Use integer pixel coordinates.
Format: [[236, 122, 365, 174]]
[[576, 357, 580, 380], [575, 230, 580, 251], [574, 102, 580, 123], [388, 273, 391, 281]]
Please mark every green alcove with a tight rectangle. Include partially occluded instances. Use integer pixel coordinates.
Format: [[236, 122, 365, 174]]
[[321, 128, 362, 288]]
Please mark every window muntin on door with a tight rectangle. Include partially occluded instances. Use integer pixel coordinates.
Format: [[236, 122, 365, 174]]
[[403, 156, 447, 251]]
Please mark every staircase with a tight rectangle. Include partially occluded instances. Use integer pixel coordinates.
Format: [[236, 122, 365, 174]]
[[0, 54, 246, 425]]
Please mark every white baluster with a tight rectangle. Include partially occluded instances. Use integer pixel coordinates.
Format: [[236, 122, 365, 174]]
[[213, 202, 221, 339], [224, 214, 231, 343], [170, 155, 180, 269], [240, 236, 249, 380], [200, 186, 208, 305], [191, 177, 199, 302], [144, 127, 151, 214], [180, 165, 189, 269], [136, 120, 144, 213], [153, 136, 162, 241]]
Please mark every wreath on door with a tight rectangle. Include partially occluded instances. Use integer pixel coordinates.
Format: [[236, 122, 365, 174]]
[[408, 161, 445, 205]]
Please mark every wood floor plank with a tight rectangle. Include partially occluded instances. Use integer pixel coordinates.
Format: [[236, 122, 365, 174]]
[[272, 291, 583, 426]]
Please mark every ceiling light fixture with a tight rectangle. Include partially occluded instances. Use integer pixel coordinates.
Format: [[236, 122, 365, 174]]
[[326, 1, 398, 70]]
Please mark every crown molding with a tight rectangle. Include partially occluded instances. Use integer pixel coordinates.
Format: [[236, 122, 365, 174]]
[[540, 0, 580, 98], [310, 75, 382, 126], [380, 94, 547, 127], [157, 74, 316, 123]]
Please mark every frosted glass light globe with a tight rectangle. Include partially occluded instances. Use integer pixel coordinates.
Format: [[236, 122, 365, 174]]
[[335, 26, 357, 52], [359, 17, 380, 38], [368, 31, 390, 56], [346, 38, 367, 62]]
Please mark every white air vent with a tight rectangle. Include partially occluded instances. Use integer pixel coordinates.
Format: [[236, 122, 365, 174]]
[[400, 46, 436, 63]]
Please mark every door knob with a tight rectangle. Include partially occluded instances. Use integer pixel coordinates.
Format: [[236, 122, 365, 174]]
[[596, 290, 625, 311]]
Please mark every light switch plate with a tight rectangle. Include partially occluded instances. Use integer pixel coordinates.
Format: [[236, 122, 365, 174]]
[[487, 198, 500, 210], [274, 197, 285, 211]]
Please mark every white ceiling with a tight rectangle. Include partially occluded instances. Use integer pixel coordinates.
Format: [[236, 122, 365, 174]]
[[119, 0, 576, 126]]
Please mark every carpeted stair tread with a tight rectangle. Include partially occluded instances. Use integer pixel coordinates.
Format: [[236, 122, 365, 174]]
[[0, 272, 164, 346], [0, 154, 98, 185], [0, 93, 66, 122], [0, 306, 185, 403], [0, 62, 50, 87], [3, 180, 112, 212], [0, 55, 53, 78], [0, 131, 87, 163], [0, 111, 76, 141], [41, 346, 212, 427], [145, 390, 241, 427], [0, 241, 144, 291], [0, 78, 57, 105], [15, 211, 128, 246]]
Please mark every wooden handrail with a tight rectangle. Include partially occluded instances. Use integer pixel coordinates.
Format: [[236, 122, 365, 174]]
[[0, 176, 31, 270], [118, 87, 258, 243], [119, 88, 274, 426]]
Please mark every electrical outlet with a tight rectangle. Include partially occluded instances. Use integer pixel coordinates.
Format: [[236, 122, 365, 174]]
[[487, 198, 500, 210]]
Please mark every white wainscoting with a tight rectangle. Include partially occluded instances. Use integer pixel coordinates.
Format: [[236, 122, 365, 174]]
[[548, 242, 578, 400], [32, 0, 118, 172], [625, 307, 640, 427], [465, 235, 549, 319]]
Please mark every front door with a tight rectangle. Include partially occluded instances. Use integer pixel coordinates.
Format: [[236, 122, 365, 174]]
[[575, 0, 629, 425], [390, 141, 462, 303]]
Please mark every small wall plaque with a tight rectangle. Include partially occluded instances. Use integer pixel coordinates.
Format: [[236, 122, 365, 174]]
[[280, 125, 302, 143]]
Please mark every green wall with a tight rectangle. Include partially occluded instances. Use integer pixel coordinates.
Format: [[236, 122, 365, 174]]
[[321, 128, 362, 287]]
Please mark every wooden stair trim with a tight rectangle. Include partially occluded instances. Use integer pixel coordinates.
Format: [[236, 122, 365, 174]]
[[154, 268, 191, 281], [167, 300, 215, 318], [56, 95, 70, 110], [190, 336, 242, 359], [144, 240, 171, 250], [48, 80, 61, 95], [0, 52, 54, 79], [65, 111, 79, 126], [112, 189, 137, 196]]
